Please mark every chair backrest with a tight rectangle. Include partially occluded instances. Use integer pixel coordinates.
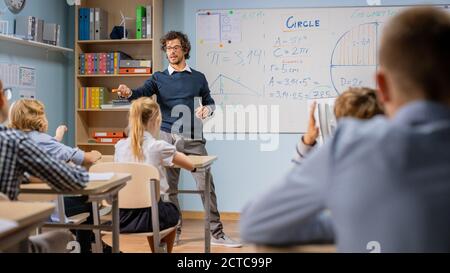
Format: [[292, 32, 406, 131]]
[[90, 162, 160, 209]]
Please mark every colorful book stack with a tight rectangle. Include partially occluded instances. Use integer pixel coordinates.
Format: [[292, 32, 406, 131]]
[[79, 87, 108, 109], [79, 51, 132, 75], [78, 7, 108, 41], [136, 5, 152, 39], [92, 131, 126, 144]]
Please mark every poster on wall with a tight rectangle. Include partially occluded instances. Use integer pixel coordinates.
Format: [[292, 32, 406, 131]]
[[0, 63, 36, 99], [19, 66, 36, 88]]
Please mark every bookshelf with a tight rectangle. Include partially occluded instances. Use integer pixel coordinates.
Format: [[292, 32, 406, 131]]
[[75, 0, 163, 155]]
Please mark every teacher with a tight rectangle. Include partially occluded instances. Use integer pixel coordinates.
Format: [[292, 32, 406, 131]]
[[117, 31, 241, 248]]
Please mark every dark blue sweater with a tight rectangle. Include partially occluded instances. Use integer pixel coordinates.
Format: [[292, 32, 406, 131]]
[[129, 68, 215, 138]]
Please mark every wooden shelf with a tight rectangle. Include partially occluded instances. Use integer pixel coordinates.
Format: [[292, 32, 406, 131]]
[[77, 74, 152, 78], [77, 38, 153, 44], [77, 108, 129, 112], [0, 34, 73, 53]]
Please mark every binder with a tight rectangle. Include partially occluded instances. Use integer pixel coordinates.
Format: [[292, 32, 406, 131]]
[[89, 8, 95, 40], [93, 53, 98, 74], [94, 137, 123, 144], [142, 17, 147, 39], [79, 53, 85, 74], [114, 52, 118, 74], [106, 53, 113, 74], [83, 87, 87, 109], [99, 53, 107, 74], [79, 87, 83, 109], [146, 5, 152, 38], [99, 87, 106, 106], [119, 60, 151, 68], [34, 19, 44, 43], [86, 87, 90, 108], [136, 5, 146, 39], [15, 16, 36, 40], [43, 23, 58, 45], [85, 53, 91, 74], [119, 67, 151, 74], [94, 8, 108, 40], [92, 131, 126, 138], [83, 8, 89, 40], [78, 8, 84, 41]]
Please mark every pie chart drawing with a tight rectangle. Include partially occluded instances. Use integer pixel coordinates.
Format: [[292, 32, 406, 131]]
[[330, 22, 380, 94]]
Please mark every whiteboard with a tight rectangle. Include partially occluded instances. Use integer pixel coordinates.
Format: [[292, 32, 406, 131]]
[[196, 5, 449, 133]]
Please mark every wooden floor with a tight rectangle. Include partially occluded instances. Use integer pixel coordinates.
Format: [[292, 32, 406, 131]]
[[102, 219, 252, 253], [102, 219, 335, 253]]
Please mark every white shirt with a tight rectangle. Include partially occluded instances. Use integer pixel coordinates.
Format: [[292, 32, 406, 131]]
[[114, 131, 176, 194], [167, 63, 192, 75]]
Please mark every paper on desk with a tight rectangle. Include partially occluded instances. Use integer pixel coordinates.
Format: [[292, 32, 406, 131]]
[[0, 219, 18, 233], [89, 172, 115, 181]]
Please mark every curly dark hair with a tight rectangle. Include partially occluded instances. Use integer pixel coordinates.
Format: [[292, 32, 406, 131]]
[[160, 31, 191, 60]]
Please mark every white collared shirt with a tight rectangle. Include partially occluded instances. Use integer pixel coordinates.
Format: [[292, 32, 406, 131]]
[[168, 63, 192, 75], [114, 131, 176, 194]]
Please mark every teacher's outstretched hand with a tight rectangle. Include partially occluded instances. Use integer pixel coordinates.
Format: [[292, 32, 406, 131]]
[[117, 84, 132, 98]]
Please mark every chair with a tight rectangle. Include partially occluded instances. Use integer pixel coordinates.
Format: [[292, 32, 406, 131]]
[[17, 194, 90, 225], [89, 162, 177, 253], [91, 155, 115, 216]]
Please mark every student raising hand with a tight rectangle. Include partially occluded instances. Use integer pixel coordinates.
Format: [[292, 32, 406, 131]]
[[302, 101, 319, 146], [55, 125, 68, 142]]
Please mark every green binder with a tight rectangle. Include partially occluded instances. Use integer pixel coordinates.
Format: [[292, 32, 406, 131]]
[[136, 5, 146, 39]]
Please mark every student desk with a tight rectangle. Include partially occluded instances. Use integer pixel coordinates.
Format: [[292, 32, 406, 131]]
[[20, 173, 131, 253], [0, 202, 55, 252], [175, 155, 217, 253]]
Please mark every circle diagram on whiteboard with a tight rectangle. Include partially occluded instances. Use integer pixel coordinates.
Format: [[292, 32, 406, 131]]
[[330, 22, 380, 94]]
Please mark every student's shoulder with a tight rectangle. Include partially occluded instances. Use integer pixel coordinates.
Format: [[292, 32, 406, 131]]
[[0, 127, 41, 147], [337, 115, 389, 139], [152, 139, 176, 152], [0, 126, 27, 140], [27, 131, 54, 142], [115, 138, 129, 149], [332, 115, 390, 152]]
